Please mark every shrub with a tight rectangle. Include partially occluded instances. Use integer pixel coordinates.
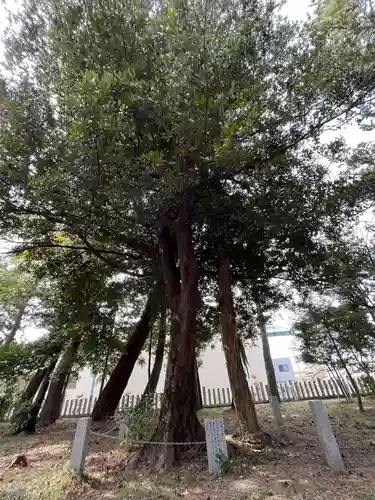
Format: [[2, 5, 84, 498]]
[[10, 401, 39, 434], [118, 393, 155, 443]]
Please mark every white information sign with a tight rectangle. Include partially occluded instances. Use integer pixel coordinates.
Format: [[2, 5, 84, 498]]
[[204, 418, 228, 474]]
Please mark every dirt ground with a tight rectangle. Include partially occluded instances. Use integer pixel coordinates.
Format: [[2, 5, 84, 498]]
[[1, 400, 375, 499]]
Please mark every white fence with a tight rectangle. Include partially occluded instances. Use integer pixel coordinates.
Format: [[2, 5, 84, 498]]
[[60, 376, 369, 418]]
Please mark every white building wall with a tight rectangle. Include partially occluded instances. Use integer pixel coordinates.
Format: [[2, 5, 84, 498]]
[[64, 337, 268, 403], [245, 340, 268, 385], [198, 339, 267, 390]]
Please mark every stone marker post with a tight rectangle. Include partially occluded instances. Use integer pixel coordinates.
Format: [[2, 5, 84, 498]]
[[118, 419, 127, 439], [118, 419, 130, 452], [309, 400, 345, 472], [204, 418, 228, 474], [270, 395, 283, 427], [71, 417, 91, 474]]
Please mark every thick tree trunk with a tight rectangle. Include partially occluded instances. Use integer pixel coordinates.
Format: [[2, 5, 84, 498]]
[[92, 281, 163, 421], [218, 250, 261, 437], [38, 336, 81, 426], [140, 305, 167, 401], [256, 303, 280, 402], [130, 210, 204, 470]]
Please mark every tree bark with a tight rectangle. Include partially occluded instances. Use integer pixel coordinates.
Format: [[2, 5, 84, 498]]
[[20, 368, 48, 402], [130, 210, 204, 470], [33, 359, 56, 407], [38, 336, 81, 426], [11, 359, 56, 435], [341, 360, 364, 412], [256, 303, 280, 402], [327, 363, 350, 401], [140, 305, 167, 401], [11, 360, 56, 435], [218, 249, 261, 437], [91, 280, 163, 421], [194, 353, 203, 411], [98, 348, 110, 397]]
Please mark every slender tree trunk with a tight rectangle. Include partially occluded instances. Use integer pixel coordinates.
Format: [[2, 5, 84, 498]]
[[20, 368, 48, 402], [342, 361, 364, 412], [327, 363, 349, 401], [12, 360, 56, 434], [327, 330, 364, 412], [11, 360, 56, 435], [218, 249, 261, 437], [350, 348, 375, 397], [4, 300, 29, 346], [130, 210, 204, 470], [359, 363, 375, 396], [256, 303, 280, 402], [140, 305, 167, 401], [34, 360, 56, 407], [98, 348, 110, 397], [147, 319, 153, 383], [194, 353, 203, 411], [38, 336, 81, 426], [92, 281, 163, 421]]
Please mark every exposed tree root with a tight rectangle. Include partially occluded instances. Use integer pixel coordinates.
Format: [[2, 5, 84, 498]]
[[126, 409, 205, 471], [7, 455, 28, 469]]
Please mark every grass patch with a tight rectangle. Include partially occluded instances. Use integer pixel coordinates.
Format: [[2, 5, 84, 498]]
[[0, 468, 77, 500], [119, 478, 178, 499]]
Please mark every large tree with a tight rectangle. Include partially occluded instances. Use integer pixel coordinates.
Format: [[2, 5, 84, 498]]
[[0, 0, 374, 468]]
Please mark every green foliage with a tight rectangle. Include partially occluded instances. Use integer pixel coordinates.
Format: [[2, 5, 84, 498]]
[[118, 394, 156, 443], [0, 337, 60, 382], [0, 0, 373, 256], [294, 301, 375, 375], [0, 0, 374, 439], [0, 379, 18, 420], [215, 451, 234, 474], [10, 401, 39, 434], [0, 343, 35, 379], [1, 486, 28, 500], [0, 261, 38, 344]]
